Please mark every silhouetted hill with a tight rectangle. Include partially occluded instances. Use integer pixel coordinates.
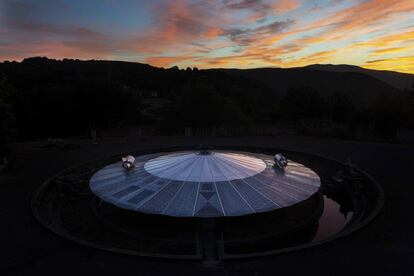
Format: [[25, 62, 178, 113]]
[[220, 67, 401, 108], [0, 57, 411, 141], [305, 64, 414, 90], [1, 57, 403, 109]]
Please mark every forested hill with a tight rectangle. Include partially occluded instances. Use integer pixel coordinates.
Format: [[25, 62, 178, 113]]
[[305, 64, 414, 90], [0, 57, 413, 141], [1, 57, 406, 107], [219, 67, 402, 108]]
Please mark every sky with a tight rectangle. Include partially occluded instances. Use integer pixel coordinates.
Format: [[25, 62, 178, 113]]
[[0, 0, 413, 73]]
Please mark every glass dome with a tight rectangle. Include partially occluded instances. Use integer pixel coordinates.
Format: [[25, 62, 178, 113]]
[[89, 151, 321, 218]]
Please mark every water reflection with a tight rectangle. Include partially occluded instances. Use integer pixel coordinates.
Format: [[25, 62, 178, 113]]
[[313, 196, 353, 242], [93, 186, 356, 256]]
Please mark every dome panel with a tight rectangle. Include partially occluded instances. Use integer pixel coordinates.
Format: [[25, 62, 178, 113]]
[[144, 152, 266, 182]]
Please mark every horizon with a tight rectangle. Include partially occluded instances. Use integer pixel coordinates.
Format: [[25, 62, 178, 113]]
[[0, 0, 413, 73], [4, 56, 414, 75]]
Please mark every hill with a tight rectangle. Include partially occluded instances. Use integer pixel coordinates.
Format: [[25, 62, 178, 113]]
[[219, 67, 401, 108], [305, 64, 414, 90], [0, 57, 411, 141]]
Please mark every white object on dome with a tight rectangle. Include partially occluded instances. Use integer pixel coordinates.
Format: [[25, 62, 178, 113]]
[[274, 153, 288, 168], [122, 155, 136, 170]]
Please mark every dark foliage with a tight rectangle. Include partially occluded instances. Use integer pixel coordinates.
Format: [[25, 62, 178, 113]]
[[0, 75, 15, 154], [163, 79, 252, 128], [277, 86, 328, 120], [401, 84, 414, 129]]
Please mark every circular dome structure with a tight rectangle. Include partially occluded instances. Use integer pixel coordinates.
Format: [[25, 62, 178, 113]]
[[89, 150, 321, 218], [32, 146, 384, 260]]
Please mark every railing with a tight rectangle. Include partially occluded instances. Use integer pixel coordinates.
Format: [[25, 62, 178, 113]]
[[184, 125, 295, 137]]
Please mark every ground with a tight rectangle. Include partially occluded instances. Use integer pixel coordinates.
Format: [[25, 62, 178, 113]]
[[0, 135, 413, 276]]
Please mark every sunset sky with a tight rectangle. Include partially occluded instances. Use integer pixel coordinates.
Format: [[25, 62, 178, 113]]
[[0, 0, 413, 73]]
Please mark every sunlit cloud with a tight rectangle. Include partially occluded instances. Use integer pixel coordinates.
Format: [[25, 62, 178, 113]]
[[370, 47, 411, 56], [354, 30, 414, 49], [364, 56, 414, 73], [0, 0, 413, 73]]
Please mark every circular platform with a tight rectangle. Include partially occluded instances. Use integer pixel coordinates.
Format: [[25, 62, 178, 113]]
[[32, 146, 384, 260], [89, 151, 321, 218]]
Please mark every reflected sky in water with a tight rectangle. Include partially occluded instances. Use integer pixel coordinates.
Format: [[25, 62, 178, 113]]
[[313, 196, 353, 242]]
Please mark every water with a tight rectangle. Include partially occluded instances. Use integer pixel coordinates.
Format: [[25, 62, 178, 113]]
[[313, 196, 353, 242]]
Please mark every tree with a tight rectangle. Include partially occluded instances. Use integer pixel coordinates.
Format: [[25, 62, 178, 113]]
[[278, 86, 328, 120], [330, 92, 355, 124], [373, 94, 400, 138], [0, 75, 14, 155], [165, 79, 251, 128], [401, 82, 414, 129]]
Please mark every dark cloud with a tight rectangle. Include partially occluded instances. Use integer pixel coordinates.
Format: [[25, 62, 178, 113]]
[[0, 0, 97, 39], [223, 19, 294, 45], [0, 0, 68, 21], [224, 0, 270, 11], [366, 59, 387, 64], [308, 0, 345, 11], [0, 0, 115, 56], [223, 0, 272, 20]]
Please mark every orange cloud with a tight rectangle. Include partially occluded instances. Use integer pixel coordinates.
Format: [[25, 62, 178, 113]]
[[272, 0, 299, 13], [364, 56, 414, 73], [121, 1, 231, 56], [0, 41, 113, 61], [307, 0, 414, 37], [259, 0, 414, 50], [355, 30, 414, 49], [370, 47, 411, 56], [205, 27, 223, 39], [145, 55, 193, 67], [278, 50, 337, 68]]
